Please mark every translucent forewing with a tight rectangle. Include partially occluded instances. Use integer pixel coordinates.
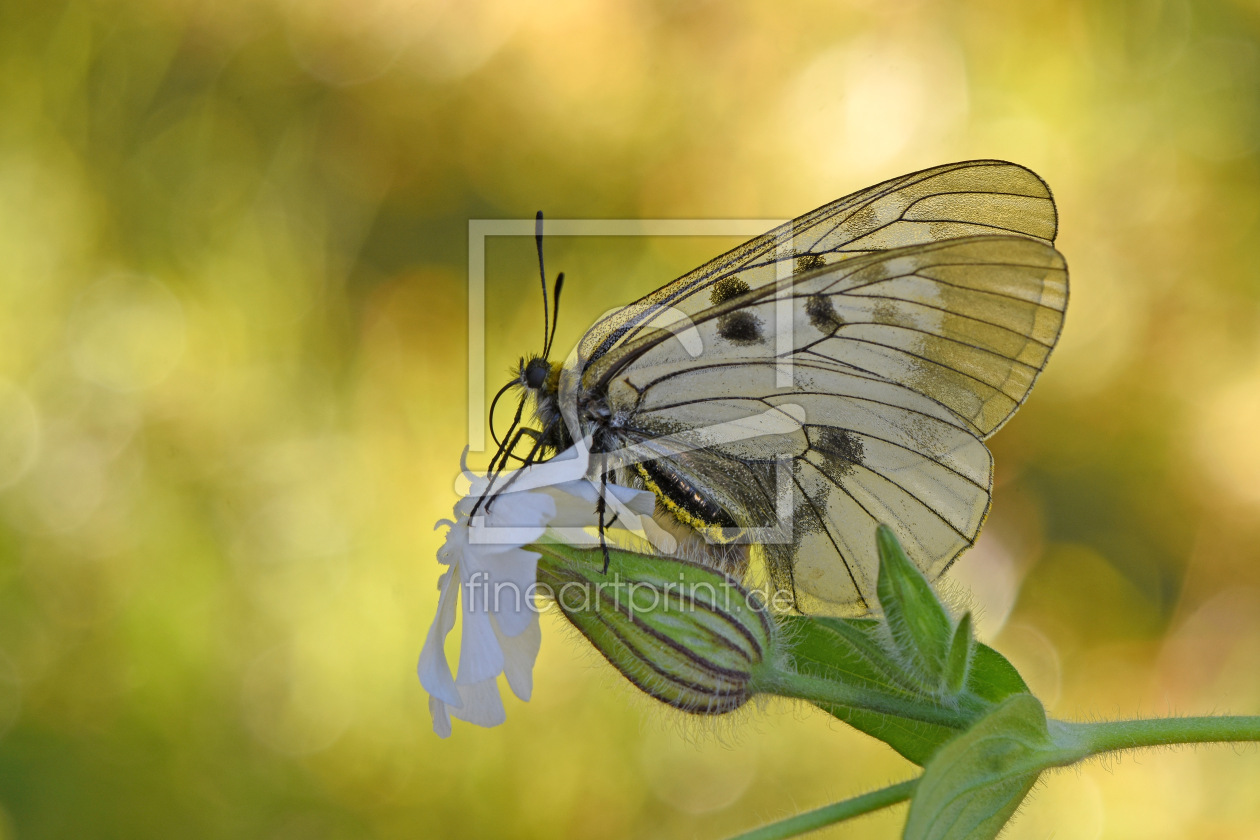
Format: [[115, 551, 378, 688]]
[[579, 159, 1058, 383], [562, 162, 1067, 613]]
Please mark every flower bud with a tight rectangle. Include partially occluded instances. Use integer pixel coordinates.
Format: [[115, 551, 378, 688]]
[[534, 542, 774, 715]]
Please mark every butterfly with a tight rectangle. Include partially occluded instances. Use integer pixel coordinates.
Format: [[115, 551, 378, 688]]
[[485, 160, 1067, 615]]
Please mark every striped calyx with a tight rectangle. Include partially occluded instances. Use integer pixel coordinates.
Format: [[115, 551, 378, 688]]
[[534, 542, 774, 715]]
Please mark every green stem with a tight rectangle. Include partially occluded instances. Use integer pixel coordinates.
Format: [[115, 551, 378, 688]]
[[725, 715, 1260, 840], [1060, 715, 1260, 755], [727, 779, 918, 840], [757, 669, 972, 730]]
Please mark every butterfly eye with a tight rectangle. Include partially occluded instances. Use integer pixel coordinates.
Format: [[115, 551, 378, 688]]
[[523, 358, 550, 390]]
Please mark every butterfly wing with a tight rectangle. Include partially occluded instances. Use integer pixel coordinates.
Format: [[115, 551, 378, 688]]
[[579, 159, 1058, 382], [599, 235, 1067, 438], [584, 234, 1068, 614]]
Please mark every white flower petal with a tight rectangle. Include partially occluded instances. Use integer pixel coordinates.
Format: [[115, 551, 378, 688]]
[[421, 443, 652, 735], [463, 545, 540, 638], [453, 508, 545, 557], [454, 599, 506, 685], [447, 678, 506, 729], [610, 483, 657, 516], [417, 558, 461, 706], [468, 522, 547, 550], [485, 489, 555, 529], [546, 478, 655, 519], [436, 521, 468, 565], [461, 444, 589, 497], [496, 612, 541, 702], [463, 490, 553, 550], [436, 566, 453, 592], [428, 694, 453, 738], [455, 480, 555, 523]]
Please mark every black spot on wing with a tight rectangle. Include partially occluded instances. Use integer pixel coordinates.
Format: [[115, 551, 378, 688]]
[[808, 426, 865, 481], [716, 311, 764, 344], [805, 294, 843, 334], [580, 161, 1058, 368], [794, 253, 827, 275], [710, 276, 750, 305]]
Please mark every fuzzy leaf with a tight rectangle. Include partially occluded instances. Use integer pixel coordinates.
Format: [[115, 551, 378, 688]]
[[944, 612, 974, 695], [965, 644, 1030, 703], [903, 694, 1053, 840], [876, 525, 953, 685], [783, 613, 1033, 765], [781, 614, 958, 764]]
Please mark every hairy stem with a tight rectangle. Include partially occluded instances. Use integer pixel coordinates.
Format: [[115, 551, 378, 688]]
[[757, 669, 972, 730], [1060, 715, 1260, 755], [728, 779, 918, 840]]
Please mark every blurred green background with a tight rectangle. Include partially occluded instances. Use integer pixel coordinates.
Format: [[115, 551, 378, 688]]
[[2, 0, 1260, 837]]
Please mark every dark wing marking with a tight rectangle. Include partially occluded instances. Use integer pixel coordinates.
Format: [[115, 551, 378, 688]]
[[589, 236, 1066, 613], [614, 360, 993, 614], [596, 236, 1067, 438], [578, 160, 1057, 377]]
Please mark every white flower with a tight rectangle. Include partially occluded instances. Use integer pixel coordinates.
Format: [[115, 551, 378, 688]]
[[418, 446, 654, 737]]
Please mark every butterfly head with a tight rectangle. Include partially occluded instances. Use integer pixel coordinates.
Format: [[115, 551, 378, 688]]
[[514, 353, 565, 448], [520, 354, 552, 392]]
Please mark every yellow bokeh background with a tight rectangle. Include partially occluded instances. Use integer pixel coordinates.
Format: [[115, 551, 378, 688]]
[[3, 1, 1260, 837]]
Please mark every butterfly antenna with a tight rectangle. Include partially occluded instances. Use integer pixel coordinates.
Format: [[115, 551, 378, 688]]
[[486, 379, 518, 450], [535, 211, 550, 354], [544, 272, 564, 359]]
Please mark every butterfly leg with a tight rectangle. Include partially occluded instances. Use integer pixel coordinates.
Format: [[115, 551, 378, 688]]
[[476, 426, 546, 515], [597, 469, 613, 574], [469, 398, 528, 518]]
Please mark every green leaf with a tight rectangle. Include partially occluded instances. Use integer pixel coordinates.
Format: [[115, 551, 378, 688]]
[[903, 694, 1053, 840], [780, 614, 959, 765], [780, 612, 1033, 766], [876, 525, 953, 685], [966, 643, 1030, 703], [943, 612, 974, 695], [772, 528, 1036, 766], [803, 616, 917, 690]]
